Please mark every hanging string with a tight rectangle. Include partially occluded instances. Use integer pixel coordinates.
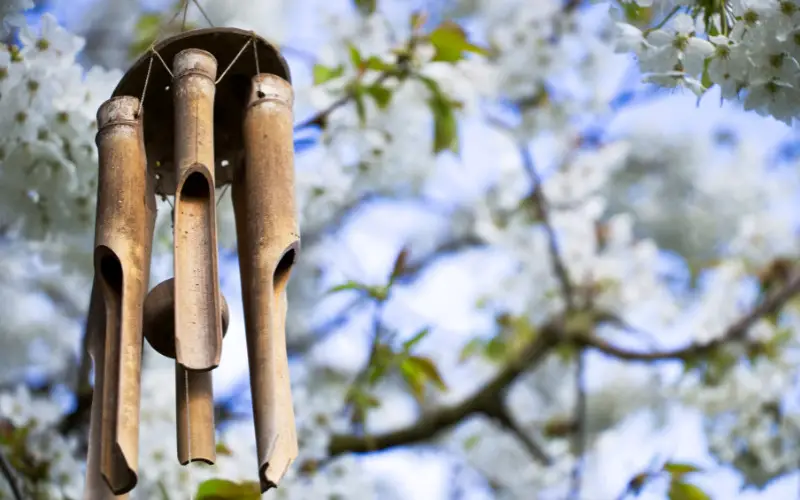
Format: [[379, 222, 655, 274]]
[[215, 38, 253, 84], [137, 56, 154, 117], [191, 0, 215, 28], [181, 0, 189, 31], [252, 31, 260, 75]]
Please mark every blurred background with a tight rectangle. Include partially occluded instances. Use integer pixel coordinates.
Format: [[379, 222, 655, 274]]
[[1, 0, 800, 498]]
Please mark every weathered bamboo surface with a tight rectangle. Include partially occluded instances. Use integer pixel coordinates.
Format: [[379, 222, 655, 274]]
[[233, 73, 299, 492], [172, 48, 223, 372], [89, 95, 156, 495]]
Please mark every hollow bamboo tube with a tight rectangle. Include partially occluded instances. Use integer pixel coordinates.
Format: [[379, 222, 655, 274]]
[[175, 364, 216, 465], [172, 48, 222, 371], [84, 282, 128, 500], [232, 74, 299, 492], [92, 96, 156, 494]]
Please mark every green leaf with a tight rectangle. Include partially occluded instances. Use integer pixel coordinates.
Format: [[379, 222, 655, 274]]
[[459, 338, 484, 362], [366, 344, 394, 385], [463, 434, 481, 450], [417, 75, 459, 153], [195, 479, 261, 500], [353, 84, 367, 125], [353, 0, 377, 15], [483, 336, 507, 361], [619, 3, 653, 28], [400, 358, 426, 401], [668, 480, 711, 500], [215, 442, 232, 456], [402, 327, 430, 352], [700, 59, 712, 90], [664, 462, 702, 480], [366, 84, 393, 109], [313, 64, 345, 85], [428, 21, 489, 63], [407, 355, 448, 391], [348, 44, 363, 70], [432, 100, 458, 154], [364, 56, 393, 71], [410, 11, 427, 33]]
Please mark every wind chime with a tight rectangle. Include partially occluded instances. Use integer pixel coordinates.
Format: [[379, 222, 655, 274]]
[[83, 25, 299, 498]]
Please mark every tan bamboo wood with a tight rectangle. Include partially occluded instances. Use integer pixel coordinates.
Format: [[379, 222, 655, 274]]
[[91, 96, 156, 495], [232, 74, 299, 492], [84, 282, 128, 500], [172, 48, 223, 371]]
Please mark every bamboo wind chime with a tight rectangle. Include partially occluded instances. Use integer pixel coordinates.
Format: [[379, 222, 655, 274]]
[[84, 27, 299, 498]]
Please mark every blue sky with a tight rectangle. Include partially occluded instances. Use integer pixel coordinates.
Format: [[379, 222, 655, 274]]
[[29, 0, 800, 498]]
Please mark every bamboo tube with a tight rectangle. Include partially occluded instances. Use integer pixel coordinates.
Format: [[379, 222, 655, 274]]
[[172, 48, 223, 371], [232, 74, 299, 492], [92, 96, 156, 494], [84, 282, 128, 500]]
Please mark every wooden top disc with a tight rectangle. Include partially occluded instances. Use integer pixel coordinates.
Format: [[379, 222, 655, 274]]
[[112, 28, 291, 196]]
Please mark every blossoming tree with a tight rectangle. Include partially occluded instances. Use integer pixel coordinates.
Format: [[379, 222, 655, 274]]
[[0, 0, 799, 498]]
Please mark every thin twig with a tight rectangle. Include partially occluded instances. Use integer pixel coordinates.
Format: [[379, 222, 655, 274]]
[[519, 145, 575, 310], [568, 353, 586, 499], [0, 449, 24, 500], [294, 72, 392, 131], [577, 272, 800, 362], [483, 397, 552, 465]]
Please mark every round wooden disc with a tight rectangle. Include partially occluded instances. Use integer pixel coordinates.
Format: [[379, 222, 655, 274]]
[[112, 28, 291, 196], [143, 277, 230, 359]]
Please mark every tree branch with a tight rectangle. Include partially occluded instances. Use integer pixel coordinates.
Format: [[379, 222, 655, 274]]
[[577, 272, 800, 362], [328, 323, 563, 457], [482, 395, 552, 465], [519, 145, 575, 311], [328, 272, 800, 458]]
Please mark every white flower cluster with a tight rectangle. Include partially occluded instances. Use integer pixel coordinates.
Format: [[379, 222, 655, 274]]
[[614, 0, 800, 124], [0, 14, 120, 240], [0, 386, 84, 499], [0, 0, 31, 37]]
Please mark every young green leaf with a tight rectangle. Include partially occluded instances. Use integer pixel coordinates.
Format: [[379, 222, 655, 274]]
[[348, 43, 363, 70], [313, 64, 345, 85], [459, 338, 484, 362], [428, 21, 489, 63], [668, 481, 711, 500], [400, 358, 427, 401], [663, 462, 702, 480], [195, 479, 261, 500], [406, 355, 447, 391], [463, 434, 481, 450], [353, 84, 367, 125], [429, 96, 459, 154], [364, 56, 393, 71], [366, 84, 393, 109]]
